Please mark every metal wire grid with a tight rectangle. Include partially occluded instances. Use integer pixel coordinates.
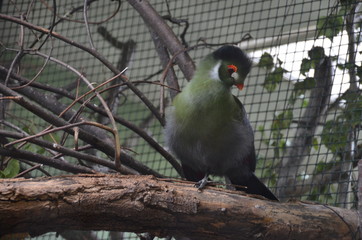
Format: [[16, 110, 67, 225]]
[[0, 0, 360, 238]]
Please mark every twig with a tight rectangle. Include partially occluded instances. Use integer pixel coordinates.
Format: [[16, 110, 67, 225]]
[[0, 82, 162, 176], [20, 160, 52, 176], [83, 0, 96, 50], [37, 0, 56, 50], [0, 130, 137, 175], [61, 71, 126, 119], [0, 13, 164, 125], [40, 0, 121, 25], [127, 0, 195, 81], [32, 0, 96, 48], [198, 33, 253, 47], [4, 120, 114, 148], [4, 13, 25, 87], [0, 66, 182, 176], [100, 81, 181, 97], [15, 164, 43, 178], [0, 118, 66, 163], [0, 147, 95, 174], [163, 0, 189, 47], [32, 50, 122, 171], [11, 38, 54, 90], [149, 29, 179, 120], [97, 27, 136, 124]]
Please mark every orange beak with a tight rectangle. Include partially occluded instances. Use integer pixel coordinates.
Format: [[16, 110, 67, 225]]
[[235, 84, 244, 90]]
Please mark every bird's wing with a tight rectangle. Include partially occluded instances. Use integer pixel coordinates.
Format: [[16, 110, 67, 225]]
[[232, 95, 256, 172], [232, 95, 249, 123]]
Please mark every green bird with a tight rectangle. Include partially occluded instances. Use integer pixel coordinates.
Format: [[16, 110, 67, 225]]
[[165, 45, 278, 200]]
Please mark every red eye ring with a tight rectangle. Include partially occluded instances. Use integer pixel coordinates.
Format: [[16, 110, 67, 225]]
[[227, 64, 238, 74]]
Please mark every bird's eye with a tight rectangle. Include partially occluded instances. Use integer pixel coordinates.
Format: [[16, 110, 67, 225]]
[[227, 65, 238, 75], [227, 64, 239, 80]]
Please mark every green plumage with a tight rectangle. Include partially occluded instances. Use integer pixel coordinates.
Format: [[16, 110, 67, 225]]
[[165, 45, 278, 200]]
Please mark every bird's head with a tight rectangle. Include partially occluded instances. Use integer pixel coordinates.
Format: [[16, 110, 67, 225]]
[[209, 45, 252, 90]]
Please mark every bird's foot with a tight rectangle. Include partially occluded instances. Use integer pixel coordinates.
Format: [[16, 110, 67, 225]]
[[194, 174, 210, 190]]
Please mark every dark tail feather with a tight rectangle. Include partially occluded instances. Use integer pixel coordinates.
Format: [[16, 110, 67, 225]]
[[245, 174, 279, 201]]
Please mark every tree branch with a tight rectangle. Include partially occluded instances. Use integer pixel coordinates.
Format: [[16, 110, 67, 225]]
[[0, 130, 138, 175], [0, 13, 164, 125], [276, 56, 333, 199], [0, 174, 358, 240], [0, 66, 183, 176], [0, 82, 161, 177], [0, 147, 95, 174], [126, 0, 195, 81], [150, 29, 180, 100]]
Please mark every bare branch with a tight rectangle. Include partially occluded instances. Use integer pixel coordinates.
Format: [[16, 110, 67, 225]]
[[15, 163, 43, 177], [127, 0, 195, 81], [31, 50, 122, 170], [4, 120, 114, 147], [37, 0, 56, 50], [0, 130, 137, 175], [0, 13, 164, 125], [11, 40, 54, 90], [0, 82, 162, 176], [150, 29, 179, 100], [83, 0, 96, 50], [0, 175, 358, 239], [0, 147, 95, 174], [0, 66, 183, 176], [276, 56, 333, 200]]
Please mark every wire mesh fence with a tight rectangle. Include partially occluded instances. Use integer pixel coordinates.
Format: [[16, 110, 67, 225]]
[[0, 0, 361, 239]]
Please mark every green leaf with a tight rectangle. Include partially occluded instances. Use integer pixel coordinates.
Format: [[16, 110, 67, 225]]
[[271, 110, 294, 130], [304, 77, 316, 89], [312, 137, 319, 151], [337, 62, 356, 70], [291, 77, 316, 105], [258, 52, 274, 70], [314, 161, 334, 174], [294, 77, 316, 91], [258, 125, 265, 132], [344, 92, 362, 126], [308, 47, 325, 67], [262, 67, 287, 92], [300, 58, 312, 76], [317, 15, 344, 41], [0, 159, 20, 178], [302, 99, 309, 108], [321, 119, 349, 153]]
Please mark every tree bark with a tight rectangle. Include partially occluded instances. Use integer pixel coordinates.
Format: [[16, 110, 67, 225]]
[[276, 56, 333, 199], [127, 0, 195, 81], [0, 174, 358, 239]]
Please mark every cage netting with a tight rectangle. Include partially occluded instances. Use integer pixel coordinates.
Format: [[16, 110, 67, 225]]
[[1, 0, 361, 239]]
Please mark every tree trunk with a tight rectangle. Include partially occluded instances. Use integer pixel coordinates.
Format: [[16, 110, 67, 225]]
[[0, 174, 358, 239]]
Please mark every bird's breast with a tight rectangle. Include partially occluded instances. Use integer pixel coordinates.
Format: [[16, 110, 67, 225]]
[[166, 108, 253, 175]]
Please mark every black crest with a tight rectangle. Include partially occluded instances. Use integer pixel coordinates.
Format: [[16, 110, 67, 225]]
[[212, 45, 252, 74]]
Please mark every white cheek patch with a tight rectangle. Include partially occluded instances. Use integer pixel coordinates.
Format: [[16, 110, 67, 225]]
[[231, 72, 239, 81], [209, 61, 222, 81]]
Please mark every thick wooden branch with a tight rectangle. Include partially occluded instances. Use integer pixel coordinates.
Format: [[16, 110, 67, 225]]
[[0, 174, 358, 239]]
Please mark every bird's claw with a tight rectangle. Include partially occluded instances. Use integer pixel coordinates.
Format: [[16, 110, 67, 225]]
[[194, 174, 210, 190], [195, 179, 208, 189]]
